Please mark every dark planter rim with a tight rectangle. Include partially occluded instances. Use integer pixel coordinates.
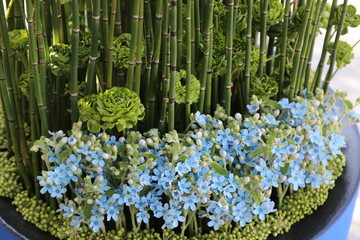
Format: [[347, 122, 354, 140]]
[[1, 128, 359, 240]]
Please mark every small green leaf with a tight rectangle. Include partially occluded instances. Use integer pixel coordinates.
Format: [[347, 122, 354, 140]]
[[138, 165, 146, 171], [87, 119, 101, 133], [211, 162, 228, 176], [84, 203, 94, 219], [267, 132, 277, 145], [263, 99, 281, 109], [143, 152, 157, 160], [249, 148, 266, 158], [280, 163, 290, 175], [251, 190, 262, 204], [344, 100, 353, 110]]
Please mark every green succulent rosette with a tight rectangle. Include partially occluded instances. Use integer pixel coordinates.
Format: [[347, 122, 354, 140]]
[[174, 70, 200, 104], [49, 43, 71, 76], [250, 75, 278, 100], [113, 33, 132, 69], [327, 40, 354, 69], [252, 0, 284, 31], [331, 4, 360, 35], [78, 94, 102, 133], [8, 29, 28, 61], [97, 87, 145, 132]]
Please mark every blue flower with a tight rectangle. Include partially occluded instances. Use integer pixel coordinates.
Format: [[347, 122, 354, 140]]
[[216, 128, 234, 149], [50, 185, 66, 198], [195, 112, 208, 126], [89, 216, 103, 232], [166, 209, 185, 228], [58, 203, 74, 218], [107, 136, 121, 147], [137, 210, 150, 224], [232, 202, 253, 227], [182, 195, 199, 211], [247, 104, 260, 114], [70, 216, 83, 229], [278, 98, 294, 109], [207, 214, 224, 230], [178, 178, 191, 194], [252, 199, 276, 221], [106, 206, 120, 221]]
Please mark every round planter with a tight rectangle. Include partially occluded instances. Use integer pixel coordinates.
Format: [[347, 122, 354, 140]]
[[1, 126, 359, 240]]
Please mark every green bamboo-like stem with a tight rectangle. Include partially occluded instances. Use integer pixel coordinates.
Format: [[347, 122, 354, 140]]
[[244, 0, 253, 104], [0, 93, 12, 152], [159, 0, 170, 133], [25, 0, 49, 137], [313, 0, 338, 92], [0, 62, 32, 190], [143, 0, 154, 126], [304, 0, 326, 90], [176, 0, 183, 68], [191, 0, 201, 71], [0, 0, 31, 166], [184, 0, 192, 126], [70, 0, 80, 122], [133, 0, 144, 95], [6, 0, 14, 29], [168, 0, 178, 131], [115, 0, 122, 36], [106, 0, 117, 89], [323, 0, 348, 92], [29, 76, 40, 198], [49, 0, 60, 43], [101, 0, 110, 88], [62, 2, 71, 43], [266, 37, 275, 76], [57, 0, 65, 43], [148, 0, 164, 129], [224, 0, 235, 115], [14, 0, 24, 29], [35, 0, 49, 131], [126, 0, 140, 90], [85, 0, 101, 95], [204, 29, 214, 114], [277, 0, 291, 99], [257, 0, 268, 75], [295, 0, 317, 94], [288, 0, 312, 100], [198, 0, 214, 113]]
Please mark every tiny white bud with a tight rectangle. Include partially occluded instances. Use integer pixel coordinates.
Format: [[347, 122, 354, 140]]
[[274, 110, 280, 117], [220, 150, 227, 158], [173, 155, 179, 161], [71, 165, 77, 172], [235, 113, 242, 120], [244, 176, 250, 184], [128, 179, 134, 185], [146, 138, 154, 145], [99, 207, 106, 214], [119, 137, 125, 143], [96, 175, 104, 182], [87, 199, 94, 204], [114, 170, 120, 176], [229, 156, 234, 163], [139, 156, 145, 163], [254, 113, 260, 120], [235, 164, 241, 170], [96, 167, 103, 174], [139, 139, 146, 146], [76, 132, 82, 139], [102, 153, 110, 159]]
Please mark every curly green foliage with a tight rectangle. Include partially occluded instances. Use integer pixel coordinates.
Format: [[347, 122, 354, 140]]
[[250, 75, 278, 100], [97, 87, 145, 131], [49, 43, 71, 76], [213, 0, 227, 31], [252, 0, 284, 31], [0, 153, 22, 198], [113, 33, 132, 69], [235, 5, 248, 35], [78, 33, 92, 68], [211, 30, 227, 76], [78, 94, 102, 133], [174, 70, 201, 104], [327, 41, 354, 69], [79, 87, 145, 133], [8, 29, 28, 61], [18, 71, 30, 99], [233, 38, 260, 75], [331, 4, 360, 35]]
